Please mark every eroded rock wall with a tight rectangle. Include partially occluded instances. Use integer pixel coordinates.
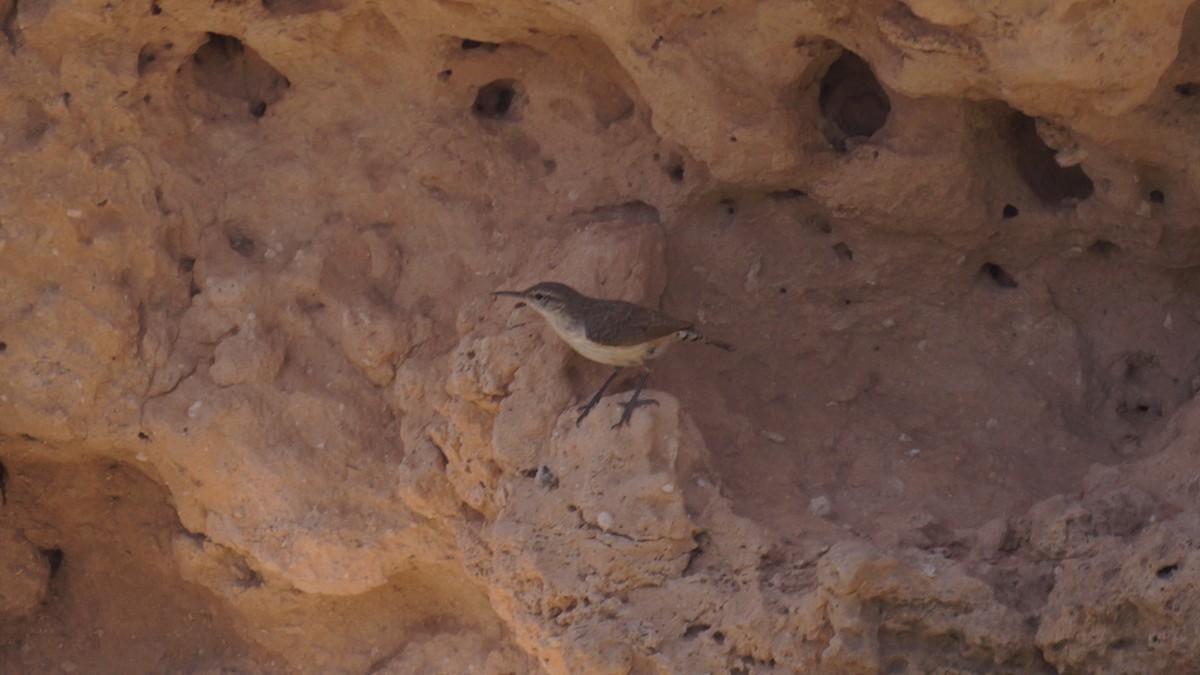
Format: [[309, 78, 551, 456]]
[[4, 0, 1200, 672]]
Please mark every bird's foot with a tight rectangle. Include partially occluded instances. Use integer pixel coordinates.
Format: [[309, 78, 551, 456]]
[[576, 399, 602, 426], [611, 398, 658, 429]]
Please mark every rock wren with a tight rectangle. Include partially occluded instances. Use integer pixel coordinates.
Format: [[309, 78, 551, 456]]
[[493, 281, 733, 428]]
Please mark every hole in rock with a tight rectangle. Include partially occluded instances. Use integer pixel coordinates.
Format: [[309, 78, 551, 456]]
[[150, 1, 161, 14], [262, 0, 338, 15], [1008, 111, 1094, 205], [0, 460, 6, 504], [683, 623, 711, 639], [819, 50, 891, 149], [42, 547, 64, 577], [666, 163, 685, 182], [472, 79, 519, 120], [228, 234, 255, 257], [1089, 239, 1120, 257], [178, 257, 195, 272], [1117, 399, 1162, 424], [0, 341, 7, 351], [1176, 82, 1199, 96], [1124, 351, 1157, 382], [460, 38, 499, 51], [2, 0, 21, 52], [1157, 564, 1179, 579], [767, 188, 806, 200], [1149, 189, 1165, 204], [187, 33, 290, 120], [981, 262, 1018, 288], [137, 44, 160, 76], [1002, 204, 1019, 219], [833, 242, 854, 261]]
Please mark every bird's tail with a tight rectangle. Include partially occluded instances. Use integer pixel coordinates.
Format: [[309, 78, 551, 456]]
[[679, 329, 734, 352]]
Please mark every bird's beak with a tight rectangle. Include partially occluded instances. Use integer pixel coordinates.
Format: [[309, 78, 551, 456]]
[[492, 290, 526, 308]]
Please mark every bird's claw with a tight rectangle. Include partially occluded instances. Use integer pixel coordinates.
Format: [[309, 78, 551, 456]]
[[611, 398, 658, 428]]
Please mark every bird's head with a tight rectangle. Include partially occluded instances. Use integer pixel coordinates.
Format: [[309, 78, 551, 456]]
[[492, 281, 582, 318]]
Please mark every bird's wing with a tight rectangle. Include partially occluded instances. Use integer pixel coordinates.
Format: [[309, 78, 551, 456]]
[[583, 300, 693, 346]]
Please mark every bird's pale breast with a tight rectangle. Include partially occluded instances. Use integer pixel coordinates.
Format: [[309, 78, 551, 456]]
[[544, 312, 677, 366]]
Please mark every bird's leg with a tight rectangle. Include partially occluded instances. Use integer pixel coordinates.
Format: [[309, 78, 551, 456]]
[[613, 369, 658, 429], [577, 367, 622, 426]]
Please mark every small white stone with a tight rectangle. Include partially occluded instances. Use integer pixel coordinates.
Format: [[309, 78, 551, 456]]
[[661, 483, 675, 493], [907, 447, 921, 457], [187, 401, 203, 418], [596, 511, 614, 530], [882, 317, 895, 328], [135, 452, 147, 461], [899, 432, 912, 442], [921, 562, 936, 578], [567, 190, 580, 201], [66, 209, 83, 219], [536, 465, 558, 488], [808, 495, 833, 518], [764, 431, 786, 444], [745, 259, 761, 283], [1054, 145, 1086, 167]]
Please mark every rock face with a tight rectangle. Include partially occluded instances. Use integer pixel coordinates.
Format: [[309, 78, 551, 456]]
[[3, 0, 1200, 672]]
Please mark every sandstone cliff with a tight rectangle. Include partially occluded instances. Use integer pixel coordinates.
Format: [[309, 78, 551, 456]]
[[3, 0, 1200, 672]]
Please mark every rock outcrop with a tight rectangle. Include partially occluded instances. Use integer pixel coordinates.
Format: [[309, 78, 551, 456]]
[[4, 0, 1200, 672]]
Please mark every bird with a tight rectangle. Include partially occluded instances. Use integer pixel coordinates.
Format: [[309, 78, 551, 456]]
[[493, 281, 733, 428]]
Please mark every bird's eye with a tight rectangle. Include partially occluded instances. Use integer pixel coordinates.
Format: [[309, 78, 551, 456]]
[[532, 292, 545, 300]]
